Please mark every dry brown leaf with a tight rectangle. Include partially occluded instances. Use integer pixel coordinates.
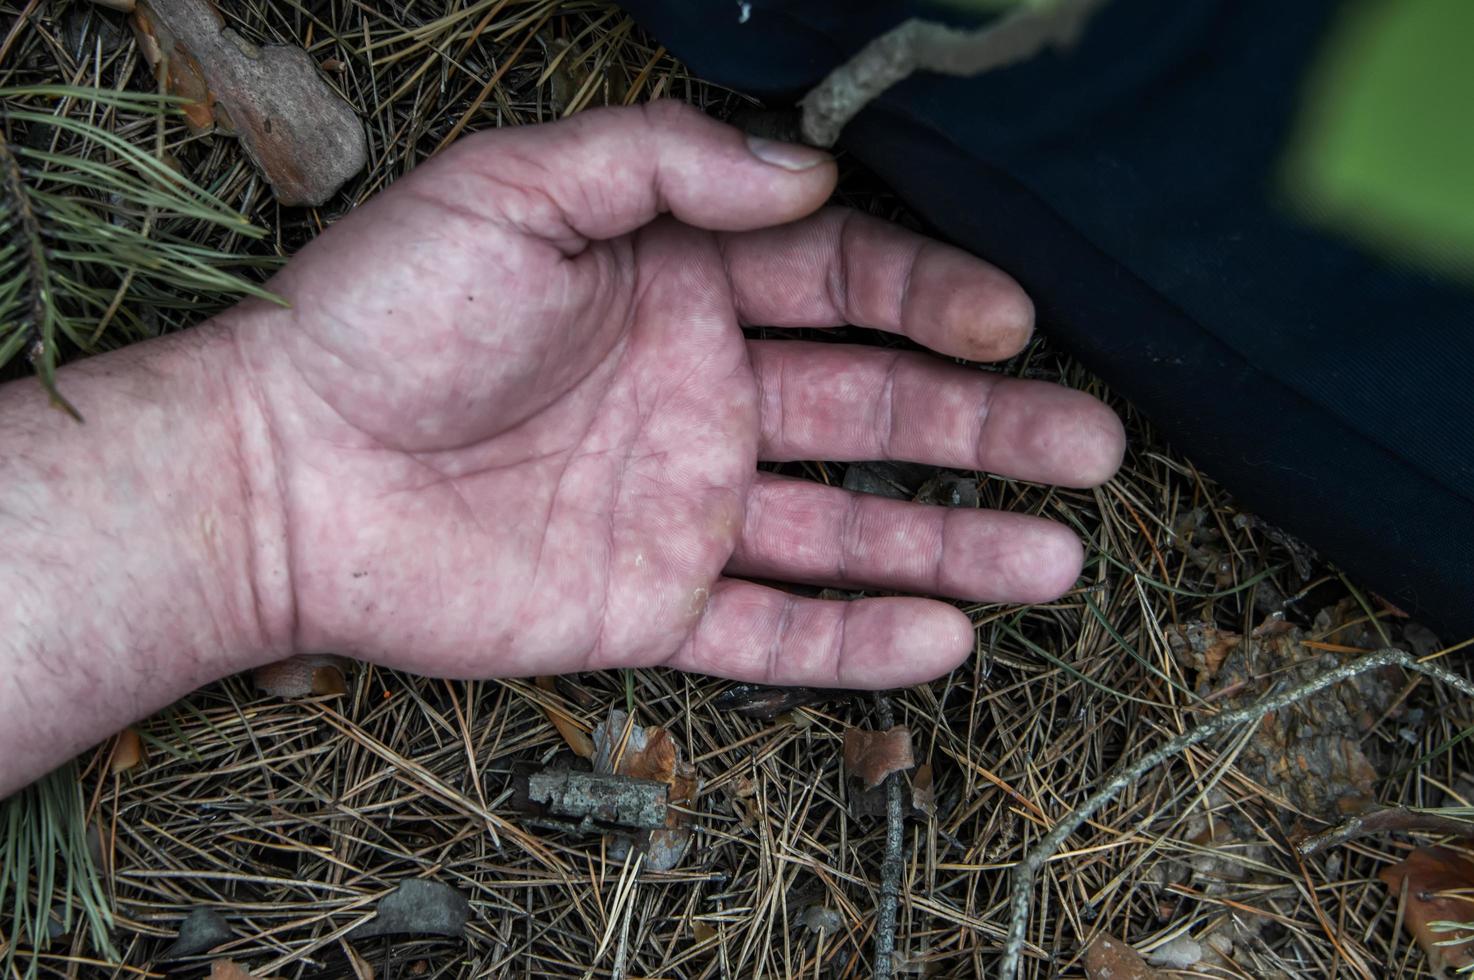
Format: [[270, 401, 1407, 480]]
[[533, 676, 595, 759], [843, 725, 915, 791], [253, 655, 348, 698], [591, 710, 699, 870], [911, 762, 936, 817], [110, 727, 145, 774], [1083, 934, 1164, 979], [1379, 846, 1474, 975], [311, 666, 347, 696]]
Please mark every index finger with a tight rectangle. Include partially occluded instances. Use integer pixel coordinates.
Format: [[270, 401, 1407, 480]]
[[717, 207, 1034, 362]]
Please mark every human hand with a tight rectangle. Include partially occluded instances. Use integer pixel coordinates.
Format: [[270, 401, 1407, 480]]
[[230, 102, 1125, 689]]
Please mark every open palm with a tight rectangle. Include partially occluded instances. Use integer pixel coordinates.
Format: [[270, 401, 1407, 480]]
[[233, 103, 1124, 689]]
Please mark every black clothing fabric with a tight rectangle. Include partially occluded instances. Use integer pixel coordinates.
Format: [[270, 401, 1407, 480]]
[[621, 0, 1474, 637]]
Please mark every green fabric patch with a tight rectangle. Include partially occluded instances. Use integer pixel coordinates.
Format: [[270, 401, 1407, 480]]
[[1282, 0, 1474, 281]]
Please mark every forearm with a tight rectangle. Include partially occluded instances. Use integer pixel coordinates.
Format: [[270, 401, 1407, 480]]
[[0, 318, 292, 796]]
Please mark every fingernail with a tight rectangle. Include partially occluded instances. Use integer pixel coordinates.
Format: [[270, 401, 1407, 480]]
[[745, 134, 832, 171]]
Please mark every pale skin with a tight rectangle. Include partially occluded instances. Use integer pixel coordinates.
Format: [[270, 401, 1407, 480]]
[[0, 103, 1124, 797]]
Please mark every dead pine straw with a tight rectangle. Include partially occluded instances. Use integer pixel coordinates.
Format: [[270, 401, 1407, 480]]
[[2, 2, 1474, 979]]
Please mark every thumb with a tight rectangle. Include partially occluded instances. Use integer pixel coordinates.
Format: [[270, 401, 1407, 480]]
[[439, 101, 837, 243]]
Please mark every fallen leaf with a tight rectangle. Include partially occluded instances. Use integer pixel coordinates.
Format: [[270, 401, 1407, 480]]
[[253, 655, 348, 698], [1379, 846, 1474, 975], [1083, 934, 1164, 979], [534, 676, 594, 758], [843, 726, 915, 791], [128, 0, 367, 205], [911, 762, 936, 818], [110, 727, 145, 774], [591, 710, 699, 871], [348, 879, 470, 941], [162, 907, 232, 959]]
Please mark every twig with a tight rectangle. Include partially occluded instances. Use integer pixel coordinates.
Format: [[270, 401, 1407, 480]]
[[998, 647, 1474, 978], [798, 0, 1108, 147], [875, 694, 905, 980], [1297, 805, 1474, 856]]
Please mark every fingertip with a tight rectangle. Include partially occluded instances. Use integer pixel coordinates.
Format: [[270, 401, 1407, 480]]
[[914, 244, 1035, 362], [934, 604, 977, 672], [966, 268, 1035, 362], [1028, 524, 1086, 603], [839, 599, 974, 689], [1072, 400, 1128, 488]]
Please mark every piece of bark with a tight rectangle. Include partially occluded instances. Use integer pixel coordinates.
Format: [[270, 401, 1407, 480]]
[[130, 0, 366, 205], [527, 770, 668, 830]]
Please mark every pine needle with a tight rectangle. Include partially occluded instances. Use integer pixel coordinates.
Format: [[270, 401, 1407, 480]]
[[0, 85, 280, 415]]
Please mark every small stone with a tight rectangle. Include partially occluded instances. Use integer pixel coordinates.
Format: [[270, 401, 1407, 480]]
[[349, 879, 470, 940], [801, 906, 845, 935], [162, 907, 233, 958], [1147, 935, 1203, 969]]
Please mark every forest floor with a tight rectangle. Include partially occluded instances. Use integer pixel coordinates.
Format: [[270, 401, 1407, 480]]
[[3, 1, 1472, 978]]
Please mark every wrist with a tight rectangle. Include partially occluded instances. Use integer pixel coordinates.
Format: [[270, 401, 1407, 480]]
[[215, 304, 298, 663], [0, 316, 293, 790]]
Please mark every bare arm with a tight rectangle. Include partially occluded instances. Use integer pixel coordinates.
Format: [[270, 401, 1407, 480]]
[[0, 104, 1124, 798], [0, 321, 289, 795]]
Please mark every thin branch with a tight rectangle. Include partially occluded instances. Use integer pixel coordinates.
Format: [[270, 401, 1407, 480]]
[[799, 0, 1108, 147], [998, 647, 1474, 978], [1, 131, 51, 353], [1297, 805, 1474, 857], [875, 694, 905, 980]]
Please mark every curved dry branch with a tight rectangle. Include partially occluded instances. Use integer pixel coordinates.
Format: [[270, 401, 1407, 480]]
[[799, 0, 1108, 147], [998, 647, 1474, 978]]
